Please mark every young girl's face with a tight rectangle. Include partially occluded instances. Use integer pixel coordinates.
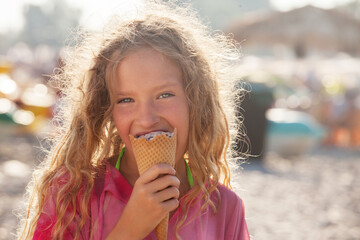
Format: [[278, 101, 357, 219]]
[[112, 47, 189, 164]]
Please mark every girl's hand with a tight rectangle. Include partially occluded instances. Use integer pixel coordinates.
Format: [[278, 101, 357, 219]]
[[106, 163, 180, 240]]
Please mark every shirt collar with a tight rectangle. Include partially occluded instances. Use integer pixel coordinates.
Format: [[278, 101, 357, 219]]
[[102, 161, 133, 203]]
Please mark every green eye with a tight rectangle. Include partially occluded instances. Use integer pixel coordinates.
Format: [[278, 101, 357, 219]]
[[118, 98, 133, 104], [159, 93, 174, 99]]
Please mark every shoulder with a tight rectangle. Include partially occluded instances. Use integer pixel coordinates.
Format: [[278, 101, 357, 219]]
[[215, 184, 246, 219], [215, 184, 250, 239], [217, 184, 244, 205]]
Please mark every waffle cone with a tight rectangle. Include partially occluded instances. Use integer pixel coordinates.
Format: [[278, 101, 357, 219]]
[[129, 129, 177, 240]]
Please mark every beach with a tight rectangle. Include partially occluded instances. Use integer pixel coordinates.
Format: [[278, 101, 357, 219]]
[[237, 149, 360, 240], [0, 133, 359, 239]]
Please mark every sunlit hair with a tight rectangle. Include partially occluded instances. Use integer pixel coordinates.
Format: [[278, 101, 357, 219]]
[[18, 1, 247, 239]]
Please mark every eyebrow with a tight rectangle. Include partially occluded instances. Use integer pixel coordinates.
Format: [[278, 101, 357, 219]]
[[115, 81, 183, 96], [153, 81, 183, 91]]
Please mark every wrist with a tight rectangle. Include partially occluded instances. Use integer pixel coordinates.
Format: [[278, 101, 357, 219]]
[[106, 209, 144, 240]]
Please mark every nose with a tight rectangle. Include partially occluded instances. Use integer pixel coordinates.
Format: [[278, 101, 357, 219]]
[[136, 100, 161, 128]]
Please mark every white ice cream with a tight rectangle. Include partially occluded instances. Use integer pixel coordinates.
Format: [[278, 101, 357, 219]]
[[137, 131, 174, 141]]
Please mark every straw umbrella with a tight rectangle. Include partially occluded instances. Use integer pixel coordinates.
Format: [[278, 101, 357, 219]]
[[227, 6, 360, 56]]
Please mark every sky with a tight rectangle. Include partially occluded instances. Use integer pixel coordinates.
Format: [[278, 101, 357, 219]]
[[0, 0, 354, 34]]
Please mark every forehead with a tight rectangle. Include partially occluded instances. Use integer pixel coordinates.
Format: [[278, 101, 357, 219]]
[[114, 47, 183, 91], [120, 47, 172, 70]]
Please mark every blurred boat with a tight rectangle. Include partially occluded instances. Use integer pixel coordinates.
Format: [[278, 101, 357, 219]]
[[0, 73, 19, 100], [15, 83, 55, 134], [0, 98, 36, 138], [0, 62, 13, 74], [0, 70, 54, 135], [20, 83, 55, 116], [265, 108, 325, 157]]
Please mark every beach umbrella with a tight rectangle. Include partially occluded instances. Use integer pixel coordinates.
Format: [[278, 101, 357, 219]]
[[227, 6, 360, 55]]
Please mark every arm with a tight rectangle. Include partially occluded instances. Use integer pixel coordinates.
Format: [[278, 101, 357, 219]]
[[226, 198, 250, 240], [33, 181, 90, 240], [237, 200, 250, 240], [106, 164, 180, 240], [33, 195, 57, 240]]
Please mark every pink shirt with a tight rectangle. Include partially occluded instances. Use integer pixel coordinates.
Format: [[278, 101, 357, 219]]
[[34, 162, 249, 240]]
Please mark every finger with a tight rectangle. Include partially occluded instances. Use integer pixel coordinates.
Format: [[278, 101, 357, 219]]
[[138, 164, 176, 184], [148, 175, 180, 192], [161, 198, 179, 212], [155, 186, 180, 202]]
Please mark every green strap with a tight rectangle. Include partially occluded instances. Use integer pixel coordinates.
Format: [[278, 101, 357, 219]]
[[115, 147, 125, 171], [115, 147, 194, 188], [185, 160, 194, 188]]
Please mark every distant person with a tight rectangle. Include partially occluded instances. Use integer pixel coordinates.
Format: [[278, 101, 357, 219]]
[[17, 1, 249, 239]]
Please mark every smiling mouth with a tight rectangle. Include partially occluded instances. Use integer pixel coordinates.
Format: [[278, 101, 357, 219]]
[[136, 131, 174, 141]]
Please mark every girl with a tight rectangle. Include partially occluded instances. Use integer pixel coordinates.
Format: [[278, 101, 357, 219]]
[[18, 1, 249, 239]]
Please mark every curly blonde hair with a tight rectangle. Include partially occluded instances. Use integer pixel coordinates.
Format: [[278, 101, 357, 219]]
[[18, 1, 247, 239]]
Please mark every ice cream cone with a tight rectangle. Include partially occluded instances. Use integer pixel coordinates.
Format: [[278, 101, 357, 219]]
[[129, 129, 177, 240]]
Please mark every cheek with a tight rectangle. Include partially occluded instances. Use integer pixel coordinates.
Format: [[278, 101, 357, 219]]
[[174, 104, 190, 157], [112, 110, 130, 139]]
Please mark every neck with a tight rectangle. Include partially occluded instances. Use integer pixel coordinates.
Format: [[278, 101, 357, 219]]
[[175, 157, 190, 199], [169, 157, 189, 218], [119, 150, 140, 186]]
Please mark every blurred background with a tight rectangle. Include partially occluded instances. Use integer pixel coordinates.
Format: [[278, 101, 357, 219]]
[[0, 0, 359, 239]]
